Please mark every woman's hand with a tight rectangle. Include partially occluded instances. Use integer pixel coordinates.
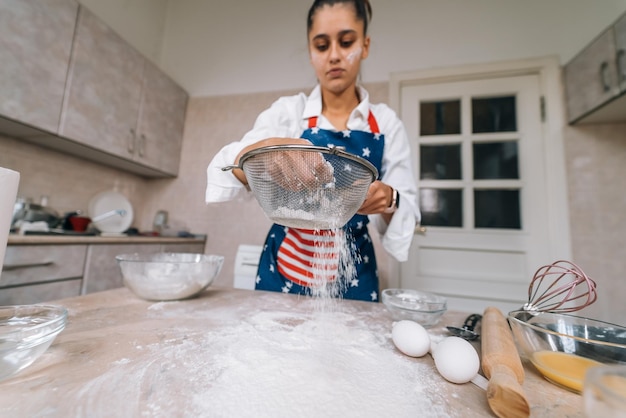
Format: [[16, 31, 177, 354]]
[[357, 181, 395, 222], [233, 138, 333, 191]]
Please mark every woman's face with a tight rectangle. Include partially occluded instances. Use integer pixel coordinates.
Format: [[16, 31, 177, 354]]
[[308, 4, 370, 95]]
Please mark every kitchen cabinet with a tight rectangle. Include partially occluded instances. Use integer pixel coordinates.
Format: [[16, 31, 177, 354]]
[[59, 6, 188, 176], [135, 60, 188, 175], [2, 239, 206, 304], [564, 12, 626, 124], [0, 0, 78, 134], [0, 245, 86, 305]]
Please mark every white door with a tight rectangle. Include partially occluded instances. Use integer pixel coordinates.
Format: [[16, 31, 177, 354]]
[[400, 74, 554, 313]]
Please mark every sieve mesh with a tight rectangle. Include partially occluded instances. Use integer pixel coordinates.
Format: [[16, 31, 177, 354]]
[[223, 145, 378, 229]]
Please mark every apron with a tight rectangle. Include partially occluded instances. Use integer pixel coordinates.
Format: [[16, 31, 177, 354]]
[[255, 112, 385, 302]]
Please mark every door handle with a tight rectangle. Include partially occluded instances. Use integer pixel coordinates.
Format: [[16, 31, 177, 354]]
[[415, 225, 427, 235], [128, 128, 136, 154], [599, 61, 612, 93]]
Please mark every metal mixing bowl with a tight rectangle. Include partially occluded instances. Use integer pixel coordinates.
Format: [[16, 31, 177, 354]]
[[116, 253, 224, 301], [0, 305, 68, 381], [382, 289, 447, 327], [508, 310, 626, 392]]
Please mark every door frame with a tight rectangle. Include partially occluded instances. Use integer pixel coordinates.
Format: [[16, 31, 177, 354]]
[[386, 56, 571, 288]]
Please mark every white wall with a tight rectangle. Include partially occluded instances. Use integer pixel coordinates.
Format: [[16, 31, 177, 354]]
[[158, 0, 626, 97], [78, 0, 169, 66], [81, 0, 626, 98]]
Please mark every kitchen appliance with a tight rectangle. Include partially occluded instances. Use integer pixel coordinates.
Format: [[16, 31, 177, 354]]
[[222, 145, 378, 229], [11, 201, 60, 230]]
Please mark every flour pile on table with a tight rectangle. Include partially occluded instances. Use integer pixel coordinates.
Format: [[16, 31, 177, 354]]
[[83, 308, 454, 418]]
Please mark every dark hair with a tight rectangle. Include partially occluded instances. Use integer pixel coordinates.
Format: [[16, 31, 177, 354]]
[[307, 0, 373, 35]]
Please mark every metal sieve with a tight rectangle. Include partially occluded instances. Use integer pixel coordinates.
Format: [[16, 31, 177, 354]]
[[222, 145, 378, 229]]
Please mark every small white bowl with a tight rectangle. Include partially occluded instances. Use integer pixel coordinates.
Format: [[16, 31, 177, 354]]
[[0, 305, 67, 381], [382, 289, 447, 327], [116, 252, 224, 301]]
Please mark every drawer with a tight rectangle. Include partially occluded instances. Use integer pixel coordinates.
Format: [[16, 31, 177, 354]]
[[1, 245, 87, 287], [0, 279, 82, 305]]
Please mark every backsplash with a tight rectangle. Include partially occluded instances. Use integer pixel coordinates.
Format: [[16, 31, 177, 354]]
[[0, 134, 151, 226], [1, 82, 625, 322]]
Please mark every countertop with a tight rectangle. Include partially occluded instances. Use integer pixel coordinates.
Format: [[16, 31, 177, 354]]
[[7, 234, 206, 245], [0, 287, 584, 417]]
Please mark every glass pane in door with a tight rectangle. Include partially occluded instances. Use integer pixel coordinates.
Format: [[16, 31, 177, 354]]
[[420, 100, 461, 135], [474, 189, 521, 229], [419, 188, 463, 227], [473, 141, 519, 179], [472, 96, 517, 133], [420, 144, 461, 180]]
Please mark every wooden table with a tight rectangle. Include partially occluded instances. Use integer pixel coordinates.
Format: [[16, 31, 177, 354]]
[[0, 287, 584, 417]]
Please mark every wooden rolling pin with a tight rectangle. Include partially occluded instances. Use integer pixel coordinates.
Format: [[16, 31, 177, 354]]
[[481, 306, 530, 418]]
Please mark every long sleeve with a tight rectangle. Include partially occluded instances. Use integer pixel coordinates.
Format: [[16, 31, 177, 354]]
[[369, 103, 420, 262]]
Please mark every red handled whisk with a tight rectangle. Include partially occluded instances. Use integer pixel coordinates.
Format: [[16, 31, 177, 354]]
[[522, 260, 597, 314]]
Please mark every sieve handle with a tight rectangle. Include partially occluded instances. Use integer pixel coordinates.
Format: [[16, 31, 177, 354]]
[[221, 164, 239, 171]]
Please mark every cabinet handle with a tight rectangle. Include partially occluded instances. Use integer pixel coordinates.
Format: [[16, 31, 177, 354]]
[[3, 261, 54, 271], [138, 134, 146, 157], [128, 128, 136, 154], [599, 62, 612, 93], [617, 49, 626, 84]]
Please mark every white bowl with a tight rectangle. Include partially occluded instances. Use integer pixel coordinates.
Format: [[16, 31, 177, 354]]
[[382, 289, 447, 327], [116, 253, 224, 301], [0, 305, 67, 381]]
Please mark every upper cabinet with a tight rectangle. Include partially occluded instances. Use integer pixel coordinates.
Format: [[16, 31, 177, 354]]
[[0, 2, 188, 177], [0, 0, 78, 133], [564, 12, 626, 124], [60, 7, 145, 163], [135, 60, 188, 175], [59, 7, 187, 176]]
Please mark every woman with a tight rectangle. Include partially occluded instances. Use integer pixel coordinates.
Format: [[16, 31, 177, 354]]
[[206, 0, 419, 302]]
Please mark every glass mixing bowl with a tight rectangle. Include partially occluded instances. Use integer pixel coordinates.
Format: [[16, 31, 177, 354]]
[[382, 288, 447, 327], [508, 310, 626, 393], [0, 304, 68, 381], [116, 253, 224, 301]]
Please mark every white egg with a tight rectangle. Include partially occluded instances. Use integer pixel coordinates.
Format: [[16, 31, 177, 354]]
[[432, 336, 480, 384], [391, 320, 431, 357]]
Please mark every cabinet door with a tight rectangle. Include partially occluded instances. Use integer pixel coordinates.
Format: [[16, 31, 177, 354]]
[[564, 29, 620, 123], [136, 60, 188, 175], [0, 0, 77, 133], [2, 245, 87, 286], [0, 280, 82, 305], [615, 13, 626, 92], [59, 6, 144, 159], [82, 244, 158, 294]]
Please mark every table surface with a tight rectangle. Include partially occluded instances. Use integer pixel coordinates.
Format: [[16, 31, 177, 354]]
[[0, 287, 584, 417]]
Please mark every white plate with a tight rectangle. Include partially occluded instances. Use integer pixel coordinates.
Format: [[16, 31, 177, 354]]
[[88, 191, 134, 234]]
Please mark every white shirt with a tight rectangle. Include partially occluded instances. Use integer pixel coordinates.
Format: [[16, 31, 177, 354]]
[[206, 85, 420, 262]]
